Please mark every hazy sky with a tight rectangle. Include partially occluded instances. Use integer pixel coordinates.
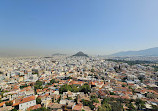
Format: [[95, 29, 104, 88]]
[[0, 0, 158, 56]]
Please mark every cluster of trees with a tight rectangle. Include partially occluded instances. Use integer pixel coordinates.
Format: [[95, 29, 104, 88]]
[[59, 83, 91, 94], [34, 80, 43, 90], [80, 95, 99, 110], [151, 104, 158, 110], [90, 95, 99, 103], [135, 99, 145, 110], [36, 97, 42, 104], [0, 71, 3, 74], [20, 84, 29, 89], [114, 66, 122, 73], [151, 65, 158, 72], [47, 79, 59, 85], [98, 103, 111, 111], [98, 97, 148, 111], [0, 88, 8, 98], [81, 99, 95, 110], [66, 76, 73, 79], [91, 69, 95, 72], [0, 88, 3, 100], [138, 76, 145, 83], [80, 83, 91, 94], [5, 101, 13, 106], [11, 109, 18, 111], [109, 91, 116, 95], [32, 69, 39, 75], [59, 84, 78, 94], [98, 97, 123, 111]]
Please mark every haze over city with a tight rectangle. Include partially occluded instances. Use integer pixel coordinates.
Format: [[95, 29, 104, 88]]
[[1, 0, 158, 56], [1, 1, 158, 111]]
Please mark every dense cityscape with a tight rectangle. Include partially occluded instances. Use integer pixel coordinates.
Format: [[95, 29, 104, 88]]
[[1, 0, 158, 111], [0, 52, 158, 111]]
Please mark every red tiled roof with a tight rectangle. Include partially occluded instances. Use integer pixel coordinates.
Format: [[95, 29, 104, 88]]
[[108, 95, 120, 98], [73, 104, 82, 111], [19, 96, 35, 104], [0, 102, 5, 107], [27, 104, 41, 111], [72, 81, 84, 85]]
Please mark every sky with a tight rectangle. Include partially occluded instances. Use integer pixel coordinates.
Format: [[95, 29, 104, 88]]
[[0, 0, 158, 56]]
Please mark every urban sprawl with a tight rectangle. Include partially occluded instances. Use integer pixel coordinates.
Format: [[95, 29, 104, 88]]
[[0, 55, 158, 111]]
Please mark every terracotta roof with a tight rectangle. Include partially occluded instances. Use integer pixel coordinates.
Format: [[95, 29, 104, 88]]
[[48, 103, 62, 109], [91, 82, 96, 85], [108, 95, 120, 98], [120, 95, 130, 99], [27, 104, 41, 111], [73, 104, 82, 111], [72, 81, 84, 85], [19, 96, 35, 104], [0, 102, 5, 107]]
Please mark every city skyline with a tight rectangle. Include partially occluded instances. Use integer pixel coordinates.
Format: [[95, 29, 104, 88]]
[[1, 0, 158, 56], [1, 1, 158, 111]]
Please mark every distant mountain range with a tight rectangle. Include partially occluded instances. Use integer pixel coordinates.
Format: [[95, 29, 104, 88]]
[[111, 47, 158, 56], [73, 51, 89, 57]]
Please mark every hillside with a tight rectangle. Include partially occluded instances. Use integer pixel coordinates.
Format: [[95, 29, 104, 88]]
[[73, 51, 89, 57], [111, 47, 158, 56]]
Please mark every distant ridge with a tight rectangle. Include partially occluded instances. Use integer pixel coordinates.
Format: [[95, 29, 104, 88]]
[[111, 47, 158, 56], [52, 53, 66, 56], [73, 51, 89, 57]]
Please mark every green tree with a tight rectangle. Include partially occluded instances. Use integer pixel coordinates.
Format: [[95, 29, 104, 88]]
[[98, 106, 107, 111], [102, 98, 122, 111], [59, 84, 80, 94], [138, 76, 145, 82], [151, 104, 158, 110], [67, 97, 72, 100], [79, 83, 91, 94], [11, 109, 18, 111], [74, 95, 79, 104], [109, 91, 116, 95], [81, 99, 95, 110], [102, 102, 111, 111], [128, 103, 136, 111], [34, 80, 43, 90], [98, 100, 111, 111], [57, 96, 61, 103], [5, 101, 13, 106], [109, 101, 123, 111], [122, 84, 126, 87], [91, 95, 99, 103], [68, 76, 72, 79], [70, 85, 79, 92], [59, 84, 70, 94], [20, 84, 28, 89], [91, 69, 95, 72], [50, 79, 56, 84], [36, 97, 42, 104], [135, 98, 145, 110]]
